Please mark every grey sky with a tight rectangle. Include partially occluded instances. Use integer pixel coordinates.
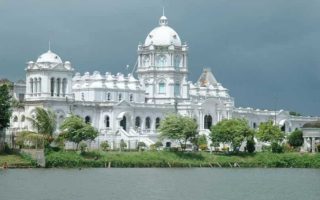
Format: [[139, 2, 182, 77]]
[[0, 0, 319, 116]]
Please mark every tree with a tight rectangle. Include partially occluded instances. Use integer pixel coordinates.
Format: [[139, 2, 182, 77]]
[[287, 129, 303, 147], [256, 120, 284, 143], [59, 115, 98, 149], [28, 107, 57, 136], [196, 135, 208, 151], [210, 118, 253, 152], [158, 114, 198, 150], [0, 83, 12, 152], [246, 136, 255, 153], [100, 141, 109, 151]]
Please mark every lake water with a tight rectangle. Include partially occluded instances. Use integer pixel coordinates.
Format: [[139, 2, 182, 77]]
[[0, 168, 319, 200]]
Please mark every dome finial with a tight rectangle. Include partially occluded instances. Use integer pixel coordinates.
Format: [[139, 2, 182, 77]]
[[159, 7, 168, 26]]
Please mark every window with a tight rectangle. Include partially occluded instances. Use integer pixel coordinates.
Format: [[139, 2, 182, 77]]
[[174, 83, 180, 96], [105, 116, 110, 128], [118, 93, 122, 101], [13, 116, 18, 122], [62, 78, 67, 97], [30, 78, 34, 94], [21, 115, 25, 122], [85, 116, 91, 124], [129, 94, 133, 102], [253, 122, 257, 129], [50, 78, 55, 96], [57, 78, 61, 96], [38, 78, 41, 95], [145, 117, 151, 129], [135, 116, 141, 128], [107, 92, 111, 101], [34, 78, 37, 94], [204, 115, 212, 129], [155, 117, 161, 129], [158, 82, 165, 94]]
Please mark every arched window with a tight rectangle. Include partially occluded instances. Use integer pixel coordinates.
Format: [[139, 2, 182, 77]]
[[118, 93, 122, 101], [81, 93, 85, 101], [38, 77, 41, 95], [155, 117, 161, 129], [30, 78, 34, 94], [85, 116, 91, 124], [50, 78, 55, 96], [145, 117, 151, 129], [62, 78, 67, 97], [253, 122, 257, 129], [34, 78, 37, 94], [107, 92, 111, 101], [57, 78, 61, 96], [105, 115, 110, 128], [13, 116, 18, 122], [204, 115, 212, 129], [135, 116, 141, 128], [129, 94, 133, 102], [158, 82, 165, 94], [21, 115, 25, 122]]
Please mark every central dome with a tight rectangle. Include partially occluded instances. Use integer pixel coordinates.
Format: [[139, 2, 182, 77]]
[[36, 50, 63, 64], [144, 15, 182, 46]]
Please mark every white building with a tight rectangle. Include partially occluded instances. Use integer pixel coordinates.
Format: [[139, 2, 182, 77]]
[[7, 14, 320, 149]]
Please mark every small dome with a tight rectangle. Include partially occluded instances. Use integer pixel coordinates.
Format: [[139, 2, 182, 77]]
[[144, 15, 181, 46], [36, 50, 62, 64], [303, 121, 320, 128]]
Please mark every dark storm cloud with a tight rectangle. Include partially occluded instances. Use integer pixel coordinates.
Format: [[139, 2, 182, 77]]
[[0, 0, 319, 115]]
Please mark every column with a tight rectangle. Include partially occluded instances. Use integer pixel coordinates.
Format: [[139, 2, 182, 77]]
[[311, 137, 316, 153], [303, 137, 308, 152]]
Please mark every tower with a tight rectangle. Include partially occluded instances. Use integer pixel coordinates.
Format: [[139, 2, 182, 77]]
[[136, 14, 189, 104], [25, 49, 74, 101]]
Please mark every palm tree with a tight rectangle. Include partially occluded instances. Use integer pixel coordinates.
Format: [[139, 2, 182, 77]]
[[28, 107, 57, 136]]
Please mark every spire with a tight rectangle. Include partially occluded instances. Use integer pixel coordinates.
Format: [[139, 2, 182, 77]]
[[159, 7, 168, 26], [48, 40, 51, 52]]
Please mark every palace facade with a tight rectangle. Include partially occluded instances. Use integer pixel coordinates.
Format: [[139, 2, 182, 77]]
[[7, 14, 319, 149]]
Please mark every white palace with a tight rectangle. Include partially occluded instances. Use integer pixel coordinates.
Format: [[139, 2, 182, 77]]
[[8, 14, 319, 149]]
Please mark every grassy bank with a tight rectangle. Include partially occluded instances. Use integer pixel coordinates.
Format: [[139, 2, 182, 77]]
[[45, 151, 320, 168], [0, 153, 36, 168]]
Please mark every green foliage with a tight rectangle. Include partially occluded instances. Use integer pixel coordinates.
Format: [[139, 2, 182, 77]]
[[288, 130, 303, 147], [197, 135, 208, 151], [246, 138, 255, 153], [271, 142, 283, 153], [59, 115, 98, 149], [256, 120, 284, 143], [210, 118, 253, 151], [44, 151, 320, 168], [16, 131, 45, 149], [159, 114, 198, 149], [27, 107, 56, 136], [100, 141, 109, 151], [154, 141, 163, 148], [79, 142, 87, 154], [0, 84, 12, 130]]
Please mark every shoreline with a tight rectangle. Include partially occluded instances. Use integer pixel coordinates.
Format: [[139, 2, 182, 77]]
[[1, 151, 320, 169]]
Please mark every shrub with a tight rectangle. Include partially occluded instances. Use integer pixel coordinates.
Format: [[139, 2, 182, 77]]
[[199, 144, 208, 151], [288, 130, 303, 147], [154, 141, 163, 148], [79, 142, 87, 154], [100, 141, 109, 151], [246, 139, 255, 153], [271, 142, 283, 153]]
